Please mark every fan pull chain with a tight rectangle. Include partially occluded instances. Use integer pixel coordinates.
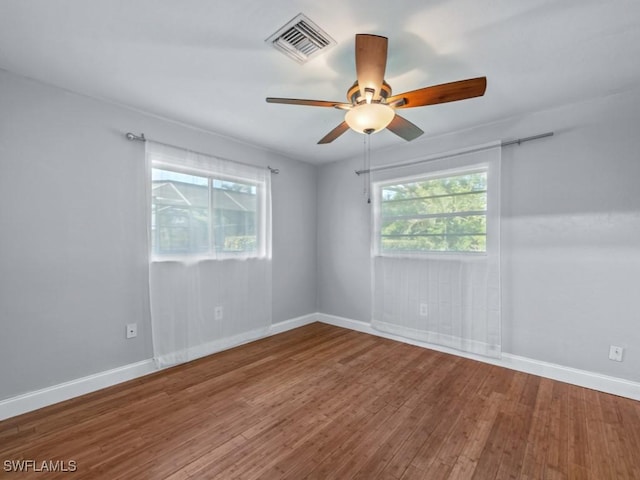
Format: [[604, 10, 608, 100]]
[[366, 135, 371, 204], [364, 130, 373, 204], [362, 134, 367, 195]]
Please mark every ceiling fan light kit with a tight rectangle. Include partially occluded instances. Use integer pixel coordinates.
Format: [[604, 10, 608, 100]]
[[345, 102, 395, 134], [343, 84, 395, 134], [266, 33, 487, 144]]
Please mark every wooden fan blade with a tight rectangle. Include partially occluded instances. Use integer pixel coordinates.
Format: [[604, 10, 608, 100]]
[[386, 114, 424, 141], [318, 122, 350, 144], [387, 77, 487, 109], [355, 34, 388, 100], [266, 98, 350, 109]]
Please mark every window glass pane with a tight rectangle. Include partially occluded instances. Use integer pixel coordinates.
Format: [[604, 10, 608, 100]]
[[382, 191, 487, 216], [382, 172, 486, 201], [151, 168, 210, 254], [382, 214, 487, 236], [379, 170, 487, 254], [212, 179, 258, 254], [381, 234, 486, 253]]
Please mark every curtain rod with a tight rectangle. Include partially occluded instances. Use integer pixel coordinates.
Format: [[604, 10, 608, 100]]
[[354, 132, 554, 176], [125, 132, 280, 174]]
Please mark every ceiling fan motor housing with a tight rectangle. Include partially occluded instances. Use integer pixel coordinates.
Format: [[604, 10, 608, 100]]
[[347, 81, 392, 104]]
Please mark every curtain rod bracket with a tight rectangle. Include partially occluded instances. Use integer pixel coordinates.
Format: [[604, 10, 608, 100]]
[[125, 132, 146, 142], [268, 166, 280, 175]]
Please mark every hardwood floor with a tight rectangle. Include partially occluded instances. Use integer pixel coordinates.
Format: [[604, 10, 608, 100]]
[[2, 323, 640, 479]]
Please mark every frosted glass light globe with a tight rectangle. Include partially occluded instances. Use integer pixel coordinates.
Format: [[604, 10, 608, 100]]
[[345, 103, 395, 134]]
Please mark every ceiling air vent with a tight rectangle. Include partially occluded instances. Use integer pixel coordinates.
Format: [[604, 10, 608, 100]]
[[266, 13, 336, 64]]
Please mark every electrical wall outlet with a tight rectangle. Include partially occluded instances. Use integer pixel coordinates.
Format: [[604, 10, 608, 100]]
[[419, 303, 428, 317], [214, 306, 224, 321], [126, 323, 137, 339], [609, 345, 624, 362]]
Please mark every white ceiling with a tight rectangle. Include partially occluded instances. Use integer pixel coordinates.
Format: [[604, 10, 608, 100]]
[[1, 0, 639, 164]]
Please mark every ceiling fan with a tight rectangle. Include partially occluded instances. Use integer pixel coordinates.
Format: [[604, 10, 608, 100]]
[[266, 34, 487, 144]]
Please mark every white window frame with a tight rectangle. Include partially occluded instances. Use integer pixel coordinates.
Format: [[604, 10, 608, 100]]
[[372, 165, 490, 258], [149, 161, 268, 261]]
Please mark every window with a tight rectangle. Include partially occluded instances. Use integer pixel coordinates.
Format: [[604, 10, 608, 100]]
[[375, 169, 488, 254], [151, 167, 263, 257]]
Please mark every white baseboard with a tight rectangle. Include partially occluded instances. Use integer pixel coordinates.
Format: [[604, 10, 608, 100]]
[[499, 354, 640, 401], [153, 327, 272, 368], [317, 313, 640, 401], [0, 313, 318, 421], [0, 360, 156, 421], [270, 313, 318, 335], [372, 319, 500, 358], [154, 314, 318, 368]]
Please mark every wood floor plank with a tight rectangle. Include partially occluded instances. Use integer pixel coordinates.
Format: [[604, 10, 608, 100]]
[[2, 323, 640, 479], [493, 374, 535, 479], [546, 381, 570, 478], [518, 378, 554, 480]]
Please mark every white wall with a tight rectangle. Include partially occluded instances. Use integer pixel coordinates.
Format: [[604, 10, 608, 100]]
[[0, 70, 317, 401], [317, 88, 640, 383]]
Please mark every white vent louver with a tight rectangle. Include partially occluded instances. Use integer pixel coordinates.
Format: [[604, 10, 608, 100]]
[[266, 14, 336, 64]]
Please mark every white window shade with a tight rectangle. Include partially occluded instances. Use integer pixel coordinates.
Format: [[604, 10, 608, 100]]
[[371, 143, 501, 358], [145, 141, 272, 368]]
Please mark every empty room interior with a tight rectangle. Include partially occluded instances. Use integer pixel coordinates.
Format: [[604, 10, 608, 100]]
[[2, 1, 640, 478]]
